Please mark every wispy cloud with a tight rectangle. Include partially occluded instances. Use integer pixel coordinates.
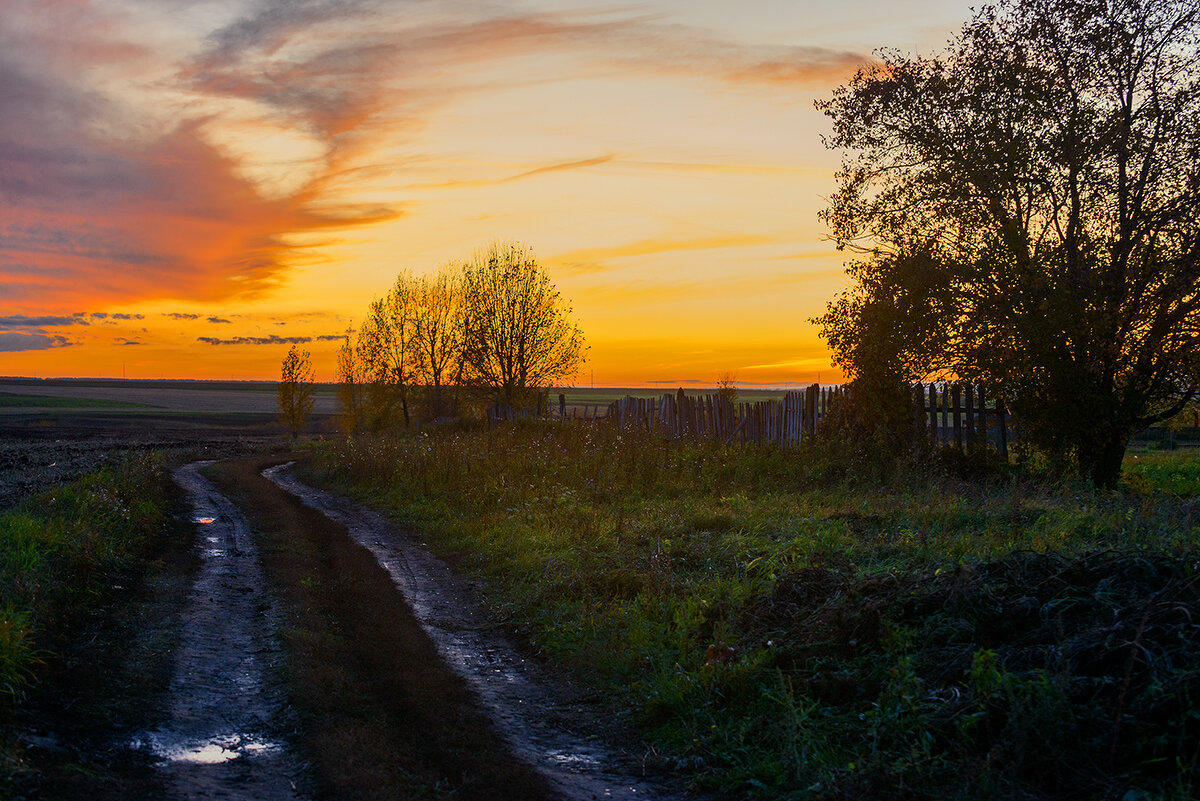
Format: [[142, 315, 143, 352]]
[[409, 154, 616, 191], [207, 316, 233, 324], [552, 234, 774, 275]]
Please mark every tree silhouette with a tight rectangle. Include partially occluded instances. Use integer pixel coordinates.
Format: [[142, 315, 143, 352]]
[[460, 242, 586, 410], [817, 0, 1200, 486], [277, 344, 314, 440]]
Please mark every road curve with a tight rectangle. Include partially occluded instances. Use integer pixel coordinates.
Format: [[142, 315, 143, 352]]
[[266, 463, 686, 801]]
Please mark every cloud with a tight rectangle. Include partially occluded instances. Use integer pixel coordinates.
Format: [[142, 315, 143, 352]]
[[410, 154, 616, 191], [0, 315, 89, 327], [198, 334, 315, 345], [0, 4, 397, 310], [552, 234, 774, 275], [110, 313, 144, 320], [0, 331, 73, 352], [207, 316, 233, 324], [115, 338, 144, 346], [314, 334, 343, 341], [162, 313, 201, 320]]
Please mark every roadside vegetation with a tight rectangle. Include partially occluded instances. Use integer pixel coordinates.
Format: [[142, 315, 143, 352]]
[[306, 425, 1200, 799], [0, 452, 186, 799], [0, 453, 170, 699]]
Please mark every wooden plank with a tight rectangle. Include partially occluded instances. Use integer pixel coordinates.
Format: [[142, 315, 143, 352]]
[[964, 384, 975, 449], [978, 384, 988, 448], [998, 396, 1009, 460], [952, 383, 962, 451]]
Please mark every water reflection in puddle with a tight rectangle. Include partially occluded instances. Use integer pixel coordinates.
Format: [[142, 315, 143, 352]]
[[137, 732, 281, 764], [546, 750, 602, 767]]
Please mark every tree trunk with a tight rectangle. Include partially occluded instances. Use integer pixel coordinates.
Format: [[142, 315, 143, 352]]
[[1078, 428, 1130, 489]]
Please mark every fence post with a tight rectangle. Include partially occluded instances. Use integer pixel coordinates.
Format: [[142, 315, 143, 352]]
[[952, 383, 962, 451], [965, 384, 975, 450], [997, 396, 1009, 460], [978, 385, 989, 449]]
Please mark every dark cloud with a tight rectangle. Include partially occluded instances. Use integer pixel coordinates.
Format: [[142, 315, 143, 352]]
[[162, 313, 201, 320], [110, 313, 144, 320], [207, 316, 233, 324], [198, 334, 314, 345], [0, 331, 73, 352], [115, 338, 143, 346], [314, 334, 343, 341], [0, 315, 89, 327]]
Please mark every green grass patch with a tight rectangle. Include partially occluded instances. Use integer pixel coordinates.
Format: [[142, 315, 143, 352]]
[[305, 426, 1200, 799], [0, 392, 151, 409], [0, 453, 169, 700]]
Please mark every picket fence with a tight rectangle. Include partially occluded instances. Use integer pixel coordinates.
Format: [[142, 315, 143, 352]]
[[598, 385, 843, 448], [488, 382, 1011, 454]]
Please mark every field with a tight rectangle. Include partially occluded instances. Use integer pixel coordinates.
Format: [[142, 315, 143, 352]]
[[2, 385, 1199, 799], [305, 425, 1200, 799]]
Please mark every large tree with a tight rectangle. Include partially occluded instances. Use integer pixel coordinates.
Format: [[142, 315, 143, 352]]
[[817, 0, 1200, 486], [460, 242, 586, 410]]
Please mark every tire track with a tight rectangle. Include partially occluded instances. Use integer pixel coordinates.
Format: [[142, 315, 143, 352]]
[[265, 463, 685, 801], [134, 461, 308, 800]]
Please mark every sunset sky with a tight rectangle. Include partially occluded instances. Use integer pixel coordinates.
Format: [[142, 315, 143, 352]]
[[0, 0, 975, 386]]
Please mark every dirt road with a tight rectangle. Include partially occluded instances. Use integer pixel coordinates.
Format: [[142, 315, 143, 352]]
[[165, 457, 686, 801], [141, 462, 310, 799]]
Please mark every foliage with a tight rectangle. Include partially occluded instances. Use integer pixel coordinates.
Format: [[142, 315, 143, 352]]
[[460, 242, 587, 410], [357, 272, 420, 428], [816, 0, 1200, 488], [715, 372, 738, 405], [0, 453, 168, 701], [277, 344, 315, 439], [307, 424, 1200, 799], [335, 327, 366, 434]]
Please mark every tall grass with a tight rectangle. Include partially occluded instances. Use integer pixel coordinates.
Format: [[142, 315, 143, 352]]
[[308, 426, 1200, 798], [0, 453, 169, 700]]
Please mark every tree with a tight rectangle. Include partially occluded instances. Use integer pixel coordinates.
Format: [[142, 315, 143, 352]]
[[358, 272, 419, 428], [412, 269, 464, 419], [460, 242, 586, 410], [816, 0, 1200, 486], [277, 344, 314, 440], [335, 326, 365, 434]]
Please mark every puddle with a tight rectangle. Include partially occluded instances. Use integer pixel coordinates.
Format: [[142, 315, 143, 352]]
[[265, 464, 682, 801], [136, 732, 282, 764], [139, 461, 309, 800]]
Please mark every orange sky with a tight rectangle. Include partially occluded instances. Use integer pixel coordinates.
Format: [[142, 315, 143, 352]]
[[0, 0, 974, 386]]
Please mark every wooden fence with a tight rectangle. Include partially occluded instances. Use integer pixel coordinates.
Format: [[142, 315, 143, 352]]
[[912, 382, 1011, 457], [490, 382, 1011, 455], [599, 385, 844, 448]]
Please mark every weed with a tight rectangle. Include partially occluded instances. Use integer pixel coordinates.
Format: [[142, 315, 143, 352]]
[[305, 424, 1200, 798]]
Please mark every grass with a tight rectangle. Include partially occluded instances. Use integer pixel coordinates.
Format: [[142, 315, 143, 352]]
[[0, 392, 150, 409], [305, 424, 1200, 799], [0, 452, 170, 700]]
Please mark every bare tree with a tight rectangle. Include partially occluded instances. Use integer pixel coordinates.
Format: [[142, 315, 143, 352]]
[[413, 269, 464, 419], [358, 272, 419, 428], [460, 242, 586, 410], [335, 326, 365, 434], [277, 344, 314, 440]]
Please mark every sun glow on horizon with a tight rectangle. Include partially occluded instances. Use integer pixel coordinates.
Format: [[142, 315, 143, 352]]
[[0, 0, 972, 386]]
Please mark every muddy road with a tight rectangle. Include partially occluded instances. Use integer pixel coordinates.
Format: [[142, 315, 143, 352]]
[[142, 462, 310, 799], [189, 456, 685, 801]]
